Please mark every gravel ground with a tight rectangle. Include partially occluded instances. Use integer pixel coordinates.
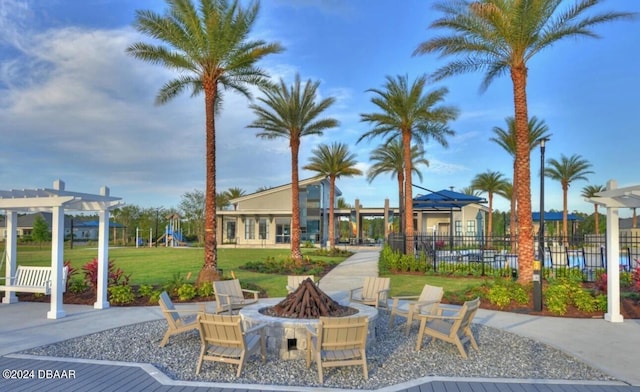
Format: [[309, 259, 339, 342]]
[[20, 312, 616, 390]]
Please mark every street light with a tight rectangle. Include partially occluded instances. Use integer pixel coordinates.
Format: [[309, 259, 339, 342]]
[[534, 137, 549, 311]]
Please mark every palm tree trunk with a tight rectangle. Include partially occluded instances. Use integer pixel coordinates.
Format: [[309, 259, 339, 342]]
[[197, 81, 221, 285], [397, 172, 404, 234], [594, 205, 599, 234], [402, 131, 414, 255], [562, 183, 569, 244], [290, 138, 303, 263], [328, 176, 336, 248], [510, 161, 517, 252], [511, 65, 534, 284]]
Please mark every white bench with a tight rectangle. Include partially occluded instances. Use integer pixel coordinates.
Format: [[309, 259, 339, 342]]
[[0, 265, 68, 295]]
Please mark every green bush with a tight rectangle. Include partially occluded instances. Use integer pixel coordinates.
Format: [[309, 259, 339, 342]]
[[544, 282, 571, 315], [137, 284, 155, 298], [108, 285, 135, 304], [197, 281, 214, 297], [486, 279, 528, 309], [149, 290, 162, 304], [177, 283, 197, 301], [68, 278, 88, 294]]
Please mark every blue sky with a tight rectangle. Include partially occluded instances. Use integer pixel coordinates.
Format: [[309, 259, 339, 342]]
[[1, 0, 639, 217]]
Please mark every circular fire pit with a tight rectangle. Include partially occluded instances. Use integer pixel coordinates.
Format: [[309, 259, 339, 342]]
[[239, 294, 378, 360]]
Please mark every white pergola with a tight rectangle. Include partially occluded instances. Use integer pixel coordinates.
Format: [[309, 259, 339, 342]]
[[0, 180, 122, 319], [588, 179, 640, 323]]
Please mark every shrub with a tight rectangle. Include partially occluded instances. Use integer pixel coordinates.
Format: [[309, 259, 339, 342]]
[[163, 273, 187, 296], [149, 290, 162, 305], [137, 284, 155, 298], [108, 285, 135, 304], [82, 258, 131, 292], [67, 278, 88, 294], [486, 278, 528, 309], [198, 281, 214, 297], [177, 283, 197, 301]]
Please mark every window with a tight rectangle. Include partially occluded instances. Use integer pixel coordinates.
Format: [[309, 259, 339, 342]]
[[276, 219, 290, 244], [226, 220, 236, 241], [466, 220, 476, 236], [259, 218, 269, 240], [244, 218, 256, 240], [455, 220, 462, 236]]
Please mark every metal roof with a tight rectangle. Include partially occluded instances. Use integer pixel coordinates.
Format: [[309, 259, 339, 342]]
[[413, 189, 487, 210]]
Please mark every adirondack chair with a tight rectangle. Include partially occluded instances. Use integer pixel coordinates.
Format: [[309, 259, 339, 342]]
[[195, 313, 266, 377], [388, 284, 444, 335], [286, 275, 315, 293], [415, 297, 480, 358], [349, 277, 390, 309], [158, 291, 205, 347], [306, 316, 369, 383], [212, 279, 259, 314]]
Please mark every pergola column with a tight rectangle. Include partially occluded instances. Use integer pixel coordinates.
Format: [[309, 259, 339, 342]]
[[2, 211, 18, 304], [605, 182, 623, 322], [47, 205, 66, 319], [94, 202, 111, 310]]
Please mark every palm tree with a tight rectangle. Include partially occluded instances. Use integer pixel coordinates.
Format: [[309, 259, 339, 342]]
[[366, 139, 430, 233], [225, 187, 246, 210], [303, 142, 362, 248], [545, 154, 593, 241], [127, 0, 283, 284], [490, 116, 551, 248], [215, 192, 229, 210], [581, 184, 606, 234], [359, 74, 458, 254], [471, 170, 509, 242], [337, 197, 352, 209], [248, 74, 338, 262], [459, 186, 481, 197], [415, 0, 632, 283]]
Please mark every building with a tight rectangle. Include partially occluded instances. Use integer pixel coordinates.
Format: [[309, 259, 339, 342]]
[[216, 177, 491, 247]]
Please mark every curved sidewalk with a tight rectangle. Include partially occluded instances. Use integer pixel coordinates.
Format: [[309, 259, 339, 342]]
[[1, 247, 639, 391]]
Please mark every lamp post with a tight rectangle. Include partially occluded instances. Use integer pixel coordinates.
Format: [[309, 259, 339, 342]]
[[534, 137, 549, 311]]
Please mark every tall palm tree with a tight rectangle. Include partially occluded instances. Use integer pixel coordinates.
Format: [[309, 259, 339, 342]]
[[581, 184, 606, 234], [490, 116, 551, 248], [127, 0, 283, 284], [303, 142, 362, 248], [471, 170, 509, 242], [545, 154, 593, 241], [459, 186, 481, 197], [225, 187, 246, 210], [248, 74, 338, 262], [359, 74, 458, 254], [415, 0, 632, 283], [366, 139, 430, 233]]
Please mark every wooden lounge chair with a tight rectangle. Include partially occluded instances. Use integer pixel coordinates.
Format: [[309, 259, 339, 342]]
[[212, 279, 259, 314], [389, 284, 444, 335], [415, 297, 480, 358], [306, 316, 369, 383], [196, 313, 266, 377], [158, 291, 205, 347], [286, 275, 315, 293], [349, 277, 390, 309]]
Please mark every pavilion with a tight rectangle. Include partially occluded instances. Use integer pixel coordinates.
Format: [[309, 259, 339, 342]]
[[0, 180, 122, 319]]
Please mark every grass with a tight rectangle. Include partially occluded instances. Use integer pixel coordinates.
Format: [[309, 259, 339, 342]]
[[1, 244, 486, 299], [1, 245, 348, 297]]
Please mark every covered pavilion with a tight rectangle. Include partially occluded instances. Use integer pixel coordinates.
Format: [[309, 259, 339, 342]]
[[0, 180, 122, 319], [587, 179, 640, 323]]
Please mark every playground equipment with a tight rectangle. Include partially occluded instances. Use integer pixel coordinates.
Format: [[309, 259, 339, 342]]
[[157, 213, 187, 247], [136, 213, 188, 248]]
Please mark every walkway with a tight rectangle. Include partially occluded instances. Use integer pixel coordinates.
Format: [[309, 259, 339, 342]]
[[1, 248, 639, 391]]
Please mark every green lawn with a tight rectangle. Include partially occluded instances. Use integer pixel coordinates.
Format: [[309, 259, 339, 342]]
[[1, 244, 484, 298]]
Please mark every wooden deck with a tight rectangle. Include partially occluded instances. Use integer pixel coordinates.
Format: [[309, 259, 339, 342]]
[[1, 356, 636, 392]]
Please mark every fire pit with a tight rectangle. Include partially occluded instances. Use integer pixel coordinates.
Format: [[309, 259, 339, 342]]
[[239, 279, 378, 360]]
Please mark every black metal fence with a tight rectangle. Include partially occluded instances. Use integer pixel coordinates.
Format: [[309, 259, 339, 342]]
[[387, 232, 640, 281]]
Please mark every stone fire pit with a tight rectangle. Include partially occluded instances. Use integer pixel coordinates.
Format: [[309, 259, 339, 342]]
[[239, 279, 378, 360]]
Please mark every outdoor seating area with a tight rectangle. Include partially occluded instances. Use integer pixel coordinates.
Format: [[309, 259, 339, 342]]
[[158, 291, 205, 347], [0, 265, 68, 296]]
